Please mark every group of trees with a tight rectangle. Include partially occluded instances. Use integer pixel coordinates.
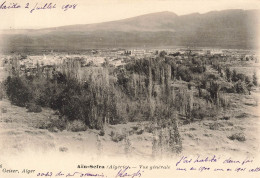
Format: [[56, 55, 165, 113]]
[[4, 53, 258, 155], [212, 61, 257, 94], [5, 58, 122, 130]]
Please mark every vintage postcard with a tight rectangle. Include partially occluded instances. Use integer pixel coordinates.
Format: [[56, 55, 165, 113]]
[[0, 0, 260, 177]]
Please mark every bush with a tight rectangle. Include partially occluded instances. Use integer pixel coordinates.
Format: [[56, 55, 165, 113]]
[[235, 112, 249, 119], [111, 132, 125, 142], [220, 116, 230, 120], [50, 117, 67, 132], [234, 81, 249, 94], [236, 73, 246, 82], [176, 66, 192, 82], [191, 107, 217, 121], [99, 128, 105, 136], [191, 108, 206, 120], [190, 65, 206, 73], [32, 80, 59, 107], [26, 103, 42, 113], [67, 120, 87, 132], [209, 122, 224, 130], [159, 51, 167, 57], [36, 117, 67, 132], [59, 147, 68, 152], [228, 133, 246, 142], [206, 73, 219, 80], [220, 82, 235, 93], [5, 76, 32, 107], [136, 129, 144, 135]]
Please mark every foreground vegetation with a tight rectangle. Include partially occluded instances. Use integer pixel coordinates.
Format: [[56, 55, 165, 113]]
[[1, 51, 258, 154]]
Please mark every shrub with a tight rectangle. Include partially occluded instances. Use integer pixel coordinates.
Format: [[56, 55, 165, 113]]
[[5, 76, 32, 107], [220, 116, 230, 120], [206, 73, 219, 80], [159, 51, 167, 57], [136, 129, 144, 135], [209, 122, 224, 130], [111, 132, 125, 142], [228, 133, 246, 142], [191, 108, 206, 120], [99, 128, 105, 136], [59, 147, 68, 152], [36, 116, 67, 132], [26, 103, 42, 113], [48, 118, 67, 132], [235, 113, 249, 119], [131, 126, 139, 131], [234, 81, 249, 94], [32, 79, 60, 107], [190, 65, 206, 73], [236, 73, 246, 82], [144, 125, 153, 133], [110, 131, 115, 138], [220, 82, 235, 93], [176, 66, 192, 82], [191, 107, 217, 121], [67, 120, 87, 132]]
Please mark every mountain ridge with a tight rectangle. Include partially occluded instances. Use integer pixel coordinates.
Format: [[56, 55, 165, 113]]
[[1, 9, 259, 52]]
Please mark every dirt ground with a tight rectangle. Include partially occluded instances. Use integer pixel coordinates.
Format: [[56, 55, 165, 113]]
[[0, 90, 259, 159]]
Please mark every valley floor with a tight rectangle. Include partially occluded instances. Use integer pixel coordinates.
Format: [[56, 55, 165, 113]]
[[0, 90, 259, 159]]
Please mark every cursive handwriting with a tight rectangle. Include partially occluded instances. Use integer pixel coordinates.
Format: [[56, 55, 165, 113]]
[[62, 4, 77, 11], [0, 1, 77, 12], [176, 155, 218, 166], [174, 155, 259, 173], [0, 1, 21, 9], [65, 172, 105, 177], [37, 171, 105, 177], [223, 157, 254, 165], [194, 155, 218, 164], [30, 3, 56, 13], [116, 166, 143, 178]]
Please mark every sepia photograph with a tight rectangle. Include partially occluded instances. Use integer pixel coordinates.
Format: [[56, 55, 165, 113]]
[[0, 0, 260, 177]]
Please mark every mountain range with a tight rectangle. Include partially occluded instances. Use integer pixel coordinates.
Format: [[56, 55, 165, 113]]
[[1, 9, 259, 52]]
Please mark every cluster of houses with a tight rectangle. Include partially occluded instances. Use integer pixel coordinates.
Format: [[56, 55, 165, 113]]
[[0, 48, 258, 79]]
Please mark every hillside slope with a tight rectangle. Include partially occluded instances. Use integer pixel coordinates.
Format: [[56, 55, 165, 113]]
[[1, 9, 259, 52]]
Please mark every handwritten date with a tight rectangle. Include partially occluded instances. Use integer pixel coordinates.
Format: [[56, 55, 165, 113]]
[[0, 1, 77, 12]]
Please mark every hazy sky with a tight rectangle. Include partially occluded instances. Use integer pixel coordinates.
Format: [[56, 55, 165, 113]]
[[0, 0, 259, 29]]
